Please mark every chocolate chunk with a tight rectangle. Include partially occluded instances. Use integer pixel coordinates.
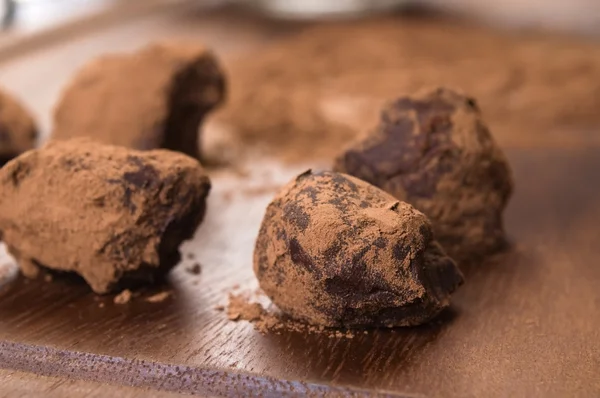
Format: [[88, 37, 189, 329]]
[[0, 138, 211, 294], [334, 87, 514, 260], [186, 263, 202, 275], [0, 89, 38, 166], [52, 42, 226, 161], [253, 170, 463, 328]]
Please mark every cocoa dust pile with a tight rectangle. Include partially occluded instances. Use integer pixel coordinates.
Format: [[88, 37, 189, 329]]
[[226, 292, 358, 338], [253, 170, 463, 328], [334, 87, 514, 261], [53, 42, 226, 161], [218, 17, 600, 162], [0, 138, 211, 294]]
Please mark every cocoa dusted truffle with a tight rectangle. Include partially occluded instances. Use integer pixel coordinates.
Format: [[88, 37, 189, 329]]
[[0, 89, 38, 166], [334, 87, 513, 260], [0, 138, 211, 293], [253, 170, 463, 328], [52, 42, 226, 161]]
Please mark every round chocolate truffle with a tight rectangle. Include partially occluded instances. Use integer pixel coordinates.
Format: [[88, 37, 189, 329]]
[[0, 89, 38, 166], [253, 170, 463, 328], [334, 87, 513, 260]]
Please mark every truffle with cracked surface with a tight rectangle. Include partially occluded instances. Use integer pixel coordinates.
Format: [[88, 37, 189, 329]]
[[253, 170, 463, 328], [334, 87, 513, 260]]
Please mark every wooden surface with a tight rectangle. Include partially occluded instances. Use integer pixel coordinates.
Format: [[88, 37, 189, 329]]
[[0, 369, 186, 398], [1, 5, 600, 398]]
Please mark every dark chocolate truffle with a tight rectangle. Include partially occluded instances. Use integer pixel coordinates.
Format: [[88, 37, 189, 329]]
[[0, 89, 38, 166], [0, 138, 211, 293], [334, 87, 513, 260], [253, 170, 463, 328], [52, 42, 226, 161]]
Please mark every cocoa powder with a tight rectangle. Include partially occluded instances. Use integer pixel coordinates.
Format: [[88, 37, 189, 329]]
[[0, 138, 211, 294], [334, 87, 514, 261], [218, 17, 600, 162], [226, 292, 358, 338], [253, 170, 463, 328], [53, 42, 226, 161]]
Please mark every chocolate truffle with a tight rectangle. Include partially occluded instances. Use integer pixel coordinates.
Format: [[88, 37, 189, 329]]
[[334, 87, 513, 260], [254, 170, 463, 328], [52, 42, 226, 161], [0, 89, 38, 166], [0, 138, 211, 293]]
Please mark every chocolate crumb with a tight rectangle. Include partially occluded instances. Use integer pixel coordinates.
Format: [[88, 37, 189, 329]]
[[186, 263, 202, 275], [53, 42, 226, 161], [0, 138, 211, 294], [253, 170, 463, 328], [114, 289, 132, 305], [43, 274, 53, 283], [145, 291, 171, 303], [227, 293, 263, 322], [186, 252, 195, 260]]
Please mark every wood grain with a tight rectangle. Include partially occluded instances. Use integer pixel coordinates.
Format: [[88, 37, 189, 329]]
[[0, 369, 185, 398], [0, 6, 599, 398], [1, 147, 599, 397]]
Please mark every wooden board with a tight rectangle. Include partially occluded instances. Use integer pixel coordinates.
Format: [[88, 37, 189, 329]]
[[0, 369, 185, 398], [1, 5, 600, 398]]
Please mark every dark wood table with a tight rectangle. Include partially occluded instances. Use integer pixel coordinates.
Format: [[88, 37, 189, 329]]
[[0, 5, 599, 398]]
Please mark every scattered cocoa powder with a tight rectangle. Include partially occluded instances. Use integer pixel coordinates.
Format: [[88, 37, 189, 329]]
[[218, 17, 600, 162], [253, 170, 463, 328], [185, 263, 202, 275], [53, 42, 226, 161], [334, 87, 513, 260], [227, 293, 263, 322], [0, 138, 211, 294], [114, 289, 132, 305], [145, 291, 172, 303], [0, 89, 38, 166], [226, 292, 357, 338]]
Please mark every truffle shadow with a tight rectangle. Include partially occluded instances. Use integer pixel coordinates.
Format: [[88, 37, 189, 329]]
[[0, 272, 200, 359], [251, 307, 459, 388]]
